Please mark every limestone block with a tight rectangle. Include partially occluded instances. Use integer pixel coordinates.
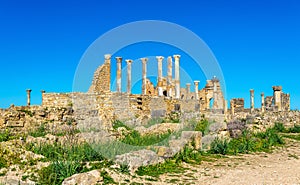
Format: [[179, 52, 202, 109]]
[[62, 170, 102, 185], [6, 120, 24, 127]]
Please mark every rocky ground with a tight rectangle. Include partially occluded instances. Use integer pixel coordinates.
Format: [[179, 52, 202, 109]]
[[107, 136, 300, 184], [1, 121, 300, 184]]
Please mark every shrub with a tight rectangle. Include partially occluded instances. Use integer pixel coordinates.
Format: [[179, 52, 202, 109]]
[[210, 138, 230, 155], [121, 130, 171, 146], [29, 123, 47, 137], [194, 119, 210, 136], [289, 124, 300, 133], [210, 126, 284, 155], [112, 120, 131, 130], [273, 122, 286, 132]]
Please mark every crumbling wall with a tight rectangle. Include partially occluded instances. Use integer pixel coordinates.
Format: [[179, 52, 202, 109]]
[[282, 93, 291, 112], [230, 98, 245, 113], [198, 79, 225, 112], [0, 105, 74, 130], [88, 58, 111, 93]]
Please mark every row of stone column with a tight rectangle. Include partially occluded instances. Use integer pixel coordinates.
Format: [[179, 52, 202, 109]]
[[26, 89, 45, 106], [114, 55, 187, 99], [250, 89, 265, 113]]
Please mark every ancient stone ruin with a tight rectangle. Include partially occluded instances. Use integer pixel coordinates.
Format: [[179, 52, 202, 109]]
[[0, 54, 292, 131]]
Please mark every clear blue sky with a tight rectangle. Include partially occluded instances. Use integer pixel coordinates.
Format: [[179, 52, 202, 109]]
[[0, 0, 299, 109]]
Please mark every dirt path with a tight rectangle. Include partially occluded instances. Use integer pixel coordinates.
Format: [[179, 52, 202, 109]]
[[154, 138, 300, 185]]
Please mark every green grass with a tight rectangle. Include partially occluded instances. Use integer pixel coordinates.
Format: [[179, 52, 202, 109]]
[[136, 160, 185, 178], [0, 128, 23, 142], [209, 125, 285, 155], [282, 134, 300, 141], [28, 123, 47, 138], [121, 130, 172, 146], [26, 142, 111, 184], [112, 120, 131, 130], [194, 119, 210, 136], [288, 124, 300, 133]]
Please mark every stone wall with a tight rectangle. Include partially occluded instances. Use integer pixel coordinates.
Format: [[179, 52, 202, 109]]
[[42, 93, 72, 108], [88, 56, 111, 93], [230, 98, 245, 113]]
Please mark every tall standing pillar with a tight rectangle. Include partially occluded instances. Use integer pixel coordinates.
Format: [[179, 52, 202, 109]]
[[250, 89, 255, 113], [156, 56, 164, 96], [167, 56, 173, 97], [26, 89, 32, 106], [273, 86, 282, 111], [261, 92, 265, 113], [174, 55, 181, 99], [194, 80, 200, 100], [116, 57, 122, 93], [186, 83, 191, 99], [141, 58, 148, 95], [126, 59, 133, 94]]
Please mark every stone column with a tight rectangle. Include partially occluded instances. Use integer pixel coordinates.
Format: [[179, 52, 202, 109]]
[[156, 56, 164, 96], [116, 57, 122, 93], [126, 59, 133, 94], [273, 86, 282, 111], [261, 92, 265, 113], [26, 89, 32, 106], [105, 54, 111, 64], [41, 90, 45, 106], [167, 56, 173, 97], [194, 81, 200, 100], [186, 83, 191, 99], [250, 89, 255, 113], [141, 58, 148, 95], [174, 55, 181, 99]]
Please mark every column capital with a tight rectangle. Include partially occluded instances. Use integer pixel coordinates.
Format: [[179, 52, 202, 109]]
[[261, 92, 264, 96], [41, 90, 46, 93], [104, 54, 111, 60], [250, 89, 254, 93], [125, 59, 133, 64], [272, 86, 282, 91], [116, 57, 123, 63], [173, 55, 181, 59], [186, 83, 191, 86], [156, 56, 164, 61], [26, 89, 32, 93], [194, 80, 200, 85], [141, 58, 148, 64]]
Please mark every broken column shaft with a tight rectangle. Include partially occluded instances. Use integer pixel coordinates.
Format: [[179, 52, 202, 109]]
[[26, 89, 32, 106], [250, 89, 254, 113], [261, 92, 265, 113], [194, 81, 200, 100], [126, 59, 133, 94], [174, 55, 181, 99], [156, 56, 164, 96], [141, 58, 148, 95], [273, 86, 282, 111], [116, 57, 122, 93], [167, 56, 173, 97]]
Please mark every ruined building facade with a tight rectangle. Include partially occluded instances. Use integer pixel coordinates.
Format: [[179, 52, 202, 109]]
[[0, 54, 292, 130]]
